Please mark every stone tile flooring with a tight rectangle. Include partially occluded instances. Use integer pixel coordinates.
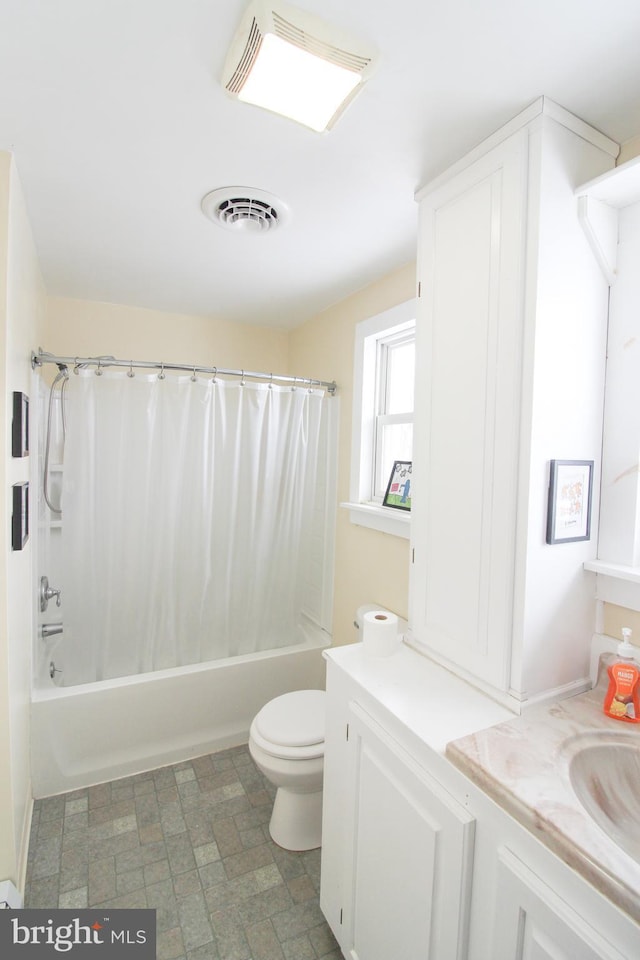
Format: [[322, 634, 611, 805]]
[[24, 745, 342, 960]]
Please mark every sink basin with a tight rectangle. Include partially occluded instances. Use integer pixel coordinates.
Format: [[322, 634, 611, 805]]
[[566, 732, 640, 864]]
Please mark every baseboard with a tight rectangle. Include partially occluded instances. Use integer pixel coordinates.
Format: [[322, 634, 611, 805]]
[[16, 787, 34, 900], [0, 783, 33, 908], [519, 675, 593, 711], [0, 879, 23, 909]]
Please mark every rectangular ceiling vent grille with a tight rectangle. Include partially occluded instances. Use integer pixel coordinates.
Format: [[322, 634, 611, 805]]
[[272, 13, 372, 74], [225, 18, 263, 93]]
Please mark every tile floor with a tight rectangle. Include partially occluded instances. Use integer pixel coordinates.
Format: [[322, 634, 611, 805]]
[[24, 745, 342, 960]]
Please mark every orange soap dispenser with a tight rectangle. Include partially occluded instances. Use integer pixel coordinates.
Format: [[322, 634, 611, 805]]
[[604, 627, 640, 723]]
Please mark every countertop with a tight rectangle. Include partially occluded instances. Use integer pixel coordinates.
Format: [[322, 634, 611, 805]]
[[446, 655, 640, 924], [324, 640, 513, 755]]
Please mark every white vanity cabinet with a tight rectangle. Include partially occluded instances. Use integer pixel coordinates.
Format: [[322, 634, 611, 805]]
[[489, 848, 630, 960], [465, 805, 640, 960], [320, 645, 640, 960], [320, 646, 502, 960], [409, 98, 618, 707], [338, 703, 473, 960]]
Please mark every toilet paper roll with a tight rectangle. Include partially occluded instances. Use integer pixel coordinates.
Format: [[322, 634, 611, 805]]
[[362, 609, 400, 658], [355, 604, 380, 631]]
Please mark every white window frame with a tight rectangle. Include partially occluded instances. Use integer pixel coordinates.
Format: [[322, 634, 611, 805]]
[[577, 160, 640, 611], [372, 328, 415, 501], [342, 300, 415, 539]]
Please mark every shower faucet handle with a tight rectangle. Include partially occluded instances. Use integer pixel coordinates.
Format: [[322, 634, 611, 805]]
[[40, 575, 62, 612]]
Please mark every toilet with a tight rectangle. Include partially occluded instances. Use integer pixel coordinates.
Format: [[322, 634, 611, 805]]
[[249, 689, 326, 851]]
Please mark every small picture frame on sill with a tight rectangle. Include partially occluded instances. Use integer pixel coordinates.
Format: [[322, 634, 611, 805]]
[[12, 391, 29, 458], [383, 461, 412, 511], [546, 459, 593, 544]]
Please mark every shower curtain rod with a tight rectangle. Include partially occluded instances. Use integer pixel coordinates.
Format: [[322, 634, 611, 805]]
[[31, 349, 337, 395]]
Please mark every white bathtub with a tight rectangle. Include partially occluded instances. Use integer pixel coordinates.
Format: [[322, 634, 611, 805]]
[[31, 619, 330, 797]]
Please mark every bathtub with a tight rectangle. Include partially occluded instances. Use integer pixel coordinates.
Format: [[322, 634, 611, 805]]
[[31, 617, 330, 797]]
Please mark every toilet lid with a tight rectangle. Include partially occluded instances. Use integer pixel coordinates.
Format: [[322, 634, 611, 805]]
[[255, 690, 326, 748]]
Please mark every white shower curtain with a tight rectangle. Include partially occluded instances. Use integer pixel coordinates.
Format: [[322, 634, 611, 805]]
[[60, 370, 337, 685]]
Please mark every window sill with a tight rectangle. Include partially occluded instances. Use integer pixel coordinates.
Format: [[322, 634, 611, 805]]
[[584, 559, 640, 612], [341, 501, 411, 540]]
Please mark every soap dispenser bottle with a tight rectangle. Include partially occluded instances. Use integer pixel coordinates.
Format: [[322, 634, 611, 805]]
[[603, 628, 640, 723]]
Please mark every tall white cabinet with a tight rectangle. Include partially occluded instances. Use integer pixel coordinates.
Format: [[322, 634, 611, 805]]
[[409, 98, 618, 708]]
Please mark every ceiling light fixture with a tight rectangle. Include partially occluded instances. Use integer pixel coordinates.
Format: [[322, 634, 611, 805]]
[[222, 0, 377, 133]]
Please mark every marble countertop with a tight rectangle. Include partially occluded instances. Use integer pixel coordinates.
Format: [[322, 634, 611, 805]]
[[446, 656, 640, 924]]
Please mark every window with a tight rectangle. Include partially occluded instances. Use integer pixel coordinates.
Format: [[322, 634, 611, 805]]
[[373, 329, 415, 500], [345, 300, 415, 538], [577, 150, 640, 612]]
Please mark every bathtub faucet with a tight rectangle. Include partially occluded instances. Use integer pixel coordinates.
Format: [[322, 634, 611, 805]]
[[40, 622, 63, 640], [40, 576, 61, 612]]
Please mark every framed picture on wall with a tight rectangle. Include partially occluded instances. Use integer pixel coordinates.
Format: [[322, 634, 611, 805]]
[[11, 481, 29, 550], [383, 461, 412, 511], [12, 391, 29, 457], [546, 460, 593, 544]]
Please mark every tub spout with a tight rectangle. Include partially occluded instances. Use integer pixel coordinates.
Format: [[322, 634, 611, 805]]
[[40, 622, 63, 640]]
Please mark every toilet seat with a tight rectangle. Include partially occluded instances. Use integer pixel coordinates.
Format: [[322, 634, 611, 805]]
[[251, 690, 326, 761]]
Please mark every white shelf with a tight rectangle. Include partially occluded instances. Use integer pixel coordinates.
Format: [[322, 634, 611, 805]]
[[584, 559, 640, 583], [576, 155, 640, 284], [341, 501, 410, 540], [583, 560, 640, 612], [576, 154, 640, 209]]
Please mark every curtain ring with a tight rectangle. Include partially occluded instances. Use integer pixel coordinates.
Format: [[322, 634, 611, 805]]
[[240, 369, 245, 386], [191, 365, 197, 382], [95, 359, 103, 377], [211, 366, 217, 385], [73, 357, 80, 375], [127, 360, 135, 378], [268, 372, 273, 390], [158, 362, 165, 381], [292, 376, 297, 392]]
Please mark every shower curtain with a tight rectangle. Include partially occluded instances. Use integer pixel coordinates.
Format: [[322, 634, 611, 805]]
[[60, 370, 337, 685]]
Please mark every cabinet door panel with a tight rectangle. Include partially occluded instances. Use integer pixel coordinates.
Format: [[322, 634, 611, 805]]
[[492, 847, 627, 960], [343, 702, 474, 960], [411, 133, 526, 690]]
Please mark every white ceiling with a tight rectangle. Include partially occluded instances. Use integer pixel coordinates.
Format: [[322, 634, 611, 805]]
[[1, 0, 639, 329]]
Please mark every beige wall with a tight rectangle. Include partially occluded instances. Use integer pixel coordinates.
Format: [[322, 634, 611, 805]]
[[618, 134, 640, 165], [0, 152, 46, 891], [289, 262, 416, 646], [44, 296, 289, 375], [603, 605, 640, 642]]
